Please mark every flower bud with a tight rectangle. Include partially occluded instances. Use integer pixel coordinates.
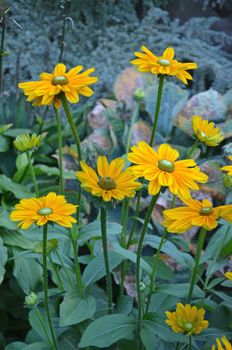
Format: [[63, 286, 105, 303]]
[[133, 88, 145, 102], [25, 291, 38, 308], [223, 174, 232, 189]]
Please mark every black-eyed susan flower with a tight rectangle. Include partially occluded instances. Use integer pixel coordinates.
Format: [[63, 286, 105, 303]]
[[212, 336, 232, 350], [18, 63, 98, 108], [14, 133, 44, 152], [10, 192, 76, 229], [76, 156, 141, 202], [127, 142, 208, 200], [225, 272, 232, 281], [163, 198, 232, 233], [192, 116, 223, 147], [221, 156, 232, 176], [131, 46, 197, 85], [165, 303, 208, 335]]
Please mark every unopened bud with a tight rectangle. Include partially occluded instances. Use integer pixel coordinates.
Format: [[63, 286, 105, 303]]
[[133, 88, 145, 102], [25, 291, 38, 308], [223, 174, 232, 189]]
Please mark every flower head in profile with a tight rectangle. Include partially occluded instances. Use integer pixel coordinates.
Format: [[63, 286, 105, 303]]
[[10, 192, 76, 229], [127, 142, 208, 200], [163, 198, 232, 233], [221, 156, 232, 176], [131, 46, 197, 84], [14, 133, 45, 152], [18, 63, 98, 109], [165, 303, 208, 335], [225, 272, 232, 281], [212, 336, 232, 350], [192, 116, 223, 147], [76, 156, 141, 202]]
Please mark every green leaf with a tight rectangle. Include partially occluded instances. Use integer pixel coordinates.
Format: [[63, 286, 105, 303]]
[[0, 174, 31, 198], [0, 237, 7, 284], [145, 235, 194, 267], [29, 308, 54, 344], [59, 292, 96, 326], [0, 210, 17, 230], [79, 314, 136, 348], [147, 292, 179, 313], [2, 231, 36, 249], [13, 251, 42, 293], [5, 343, 27, 350], [78, 220, 122, 245], [220, 237, 232, 258], [116, 296, 133, 315], [0, 135, 9, 152], [35, 164, 76, 179], [155, 283, 205, 299], [82, 252, 123, 287]]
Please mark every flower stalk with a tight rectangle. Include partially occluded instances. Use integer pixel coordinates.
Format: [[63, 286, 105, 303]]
[[69, 229, 84, 297], [120, 198, 129, 295], [42, 224, 58, 350], [26, 151, 39, 197], [54, 106, 64, 194], [136, 192, 160, 346], [101, 206, 113, 314], [187, 227, 207, 303], [34, 307, 53, 349]]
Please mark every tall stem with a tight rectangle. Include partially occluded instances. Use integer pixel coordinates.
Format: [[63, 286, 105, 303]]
[[61, 93, 82, 222], [145, 228, 167, 313], [127, 76, 164, 247], [187, 139, 199, 158], [126, 104, 139, 154], [120, 199, 129, 295], [54, 106, 64, 194], [69, 230, 84, 297], [149, 75, 164, 146], [188, 335, 192, 350], [34, 307, 53, 349], [26, 151, 39, 197], [136, 193, 160, 347], [0, 6, 8, 93], [187, 227, 207, 303], [42, 224, 58, 350], [101, 206, 113, 314]]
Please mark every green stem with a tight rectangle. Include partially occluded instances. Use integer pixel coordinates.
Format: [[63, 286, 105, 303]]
[[48, 254, 64, 291], [136, 193, 160, 347], [42, 224, 58, 350], [55, 249, 74, 289], [34, 306, 53, 349], [126, 179, 144, 249], [0, 7, 7, 93], [69, 231, 84, 297], [188, 335, 192, 350], [187, 227, 207, 303], [101, 206, 113, 314], [175, 342, 180, 350], [120, 199, 129, 296], [127, 76, 164, 248], [145, 228, 167, 313], [126, 104, 139, 154], [149, 75, 165, 146], [58, 0, 67, 63], [26, 151, 39, 197], [54, 107, 64, 194], [187, 139, 199, 158], [61, 93, 82, 221]]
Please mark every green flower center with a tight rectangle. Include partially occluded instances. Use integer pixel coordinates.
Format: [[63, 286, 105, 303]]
[[52, 76, 68, 86], [158, 58, 171, 66], [98, 176, 116, 190], [200, 207, 213, 216], [38, 207, 53, 216], [184, 322, 193, 332], [158, 159, 175, 173]]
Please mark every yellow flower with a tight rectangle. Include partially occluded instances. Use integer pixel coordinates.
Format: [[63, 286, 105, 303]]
[[212, 336, 232, 350], [221, 156, 232, 176], [131, 46, 197, 84], [225, 272, 232, 281], [13, 133, 44, 152], [192, 116, 223, 147], [127, 142, 208, 200], [18, 63, 98, 108], [163, 199, 232, 233], [10, 192, 76, 229], [165, 303, 208, 335], [76, 156, 141, 202]]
